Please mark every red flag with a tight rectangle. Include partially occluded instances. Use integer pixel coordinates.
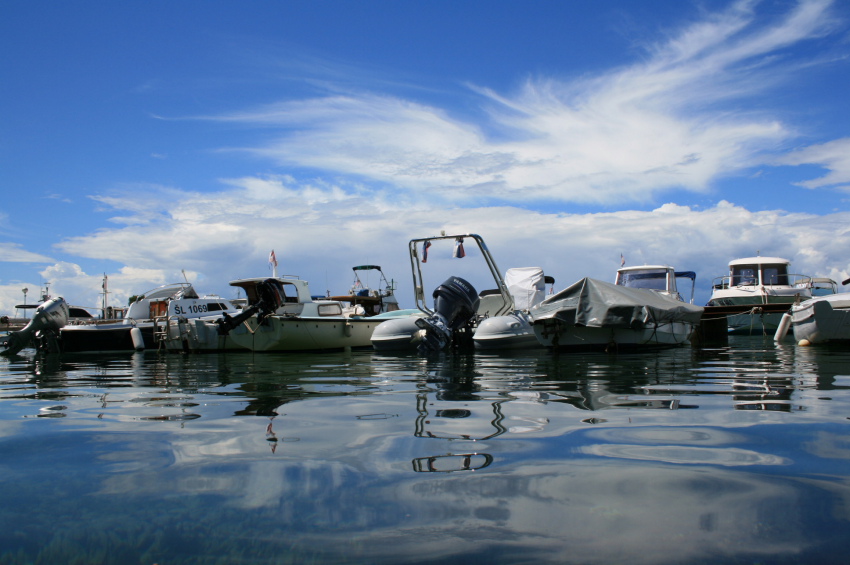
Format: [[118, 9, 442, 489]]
[[422, 241, 431, 263]]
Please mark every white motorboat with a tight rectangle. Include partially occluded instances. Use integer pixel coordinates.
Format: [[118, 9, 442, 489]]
[[371, 233, 515, 354], [774, 277, 847, 345], [615, 264, 696, 303], [168, 275, 387, 353], [530, 265, 703, 352], [327, 265, 401, 316], [473, 267, 554, 350], [58, 283, 240, 353], [707, 256, 813, 334]]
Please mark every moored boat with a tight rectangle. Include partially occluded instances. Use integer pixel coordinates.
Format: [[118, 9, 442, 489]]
[[167, 275, 385, 353], [530, 265, 703, 352], [775, 277, 848, 345], [707, 256, 813, 334], [59, 283, 240, 353], [371, 233, 514, 354]]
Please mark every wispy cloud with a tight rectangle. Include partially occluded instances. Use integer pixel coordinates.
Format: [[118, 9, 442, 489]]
[[777, 137, 850, 190], [0, 243, 54, 263], [209, 0, 839, 205]]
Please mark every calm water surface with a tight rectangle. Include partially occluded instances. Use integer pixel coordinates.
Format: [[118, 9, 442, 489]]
[[1, 337, 849, 564]]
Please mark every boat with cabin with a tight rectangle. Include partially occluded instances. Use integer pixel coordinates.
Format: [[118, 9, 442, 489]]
[[530, 264, 703, 352], [707, 256, 813, 334], [163, 273, 390, 353], [57, 283, 240, 353]]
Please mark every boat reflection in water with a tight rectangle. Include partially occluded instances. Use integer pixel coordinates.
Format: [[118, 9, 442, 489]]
[[1, 339, 849, 564]]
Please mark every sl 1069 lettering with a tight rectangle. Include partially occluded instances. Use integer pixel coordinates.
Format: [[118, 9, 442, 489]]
[[173, 303, 208, 315]]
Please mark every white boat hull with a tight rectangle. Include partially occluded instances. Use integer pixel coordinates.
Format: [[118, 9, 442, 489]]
[[158, 318, 246, 352], [218, 315, 381, 352], [791, 294, 850, 344]]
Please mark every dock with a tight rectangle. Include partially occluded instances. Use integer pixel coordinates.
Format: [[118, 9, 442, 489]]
[[691, 303, 792, 347]]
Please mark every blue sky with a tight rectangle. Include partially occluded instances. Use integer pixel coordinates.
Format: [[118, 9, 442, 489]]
[[2, 0, 850, 314]]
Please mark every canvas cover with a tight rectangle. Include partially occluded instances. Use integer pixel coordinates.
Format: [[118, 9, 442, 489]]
[[505, 267, 546, 311], [531, 277, 703, 328]]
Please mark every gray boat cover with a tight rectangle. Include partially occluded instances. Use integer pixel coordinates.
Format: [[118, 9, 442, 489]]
[[531, 278, 704, 328]]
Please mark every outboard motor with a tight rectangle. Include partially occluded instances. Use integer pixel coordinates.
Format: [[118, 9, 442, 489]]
[[416, 276, 480, 354], [0, 297, 70, 356], [217, 279, 285, 335]]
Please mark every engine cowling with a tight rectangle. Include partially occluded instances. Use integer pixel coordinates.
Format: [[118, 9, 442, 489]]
[[415, 276, 480, 354]]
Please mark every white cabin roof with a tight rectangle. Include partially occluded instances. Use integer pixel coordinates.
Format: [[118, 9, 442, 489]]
[[728, 257, 790, 266], [617, 265, 674, 273]]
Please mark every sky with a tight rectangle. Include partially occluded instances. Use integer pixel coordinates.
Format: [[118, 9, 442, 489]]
[[2, 0, 850, 315]]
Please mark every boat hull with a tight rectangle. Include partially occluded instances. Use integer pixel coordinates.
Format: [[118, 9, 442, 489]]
[[709, 276, 810, 334], [726, 311, 786, 335], [530, 278, 703, 352], [59, 325, 140, 353], [791, 294, 850, 344], [371, 316, 425, 352], [532, 321, 696, 352], [225, 316, 381, 352], [473, 313, 541, 350]]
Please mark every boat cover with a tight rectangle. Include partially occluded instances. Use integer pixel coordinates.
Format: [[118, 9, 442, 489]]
[[531, 278, 704, 328], [505, 267, 546, 311]]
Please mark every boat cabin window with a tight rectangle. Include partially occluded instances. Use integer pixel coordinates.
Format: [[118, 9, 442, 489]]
[[278, 283, 300, 303], [239, 281, 299, 305], [149, 301, 168, 318], [762, 265, 788, 285], [317, 303, 343, 316], [732, 264, 788, 286], [731, 266, 758, 286], [617, 270, 669, 291]]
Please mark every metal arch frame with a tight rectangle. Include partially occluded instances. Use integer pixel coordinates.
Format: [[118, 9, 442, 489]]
[[407, 233, 513, 317]]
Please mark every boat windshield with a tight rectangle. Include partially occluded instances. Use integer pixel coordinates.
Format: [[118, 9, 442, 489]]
[[617, 270, 669, 291], [732, 264, 788, 286]]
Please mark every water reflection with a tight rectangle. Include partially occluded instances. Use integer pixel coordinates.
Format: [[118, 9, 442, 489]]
[[1, 338, 849, 563]]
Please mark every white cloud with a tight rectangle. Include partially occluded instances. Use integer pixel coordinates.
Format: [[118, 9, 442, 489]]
[[777, 137, 850, 191], [0, 243, 54, 263], [4, 181, 838, 316], [206, 0, 838, 205]]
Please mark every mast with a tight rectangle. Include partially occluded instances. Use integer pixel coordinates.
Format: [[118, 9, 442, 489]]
[[101, 274, 109, 319]]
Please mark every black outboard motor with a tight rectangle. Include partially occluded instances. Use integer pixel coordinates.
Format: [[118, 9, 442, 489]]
[[415, 276, 480, 354], [217, 279, 285, 335]]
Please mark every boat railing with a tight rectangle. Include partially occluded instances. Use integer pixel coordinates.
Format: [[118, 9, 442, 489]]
[[712, 273, 813, 290]]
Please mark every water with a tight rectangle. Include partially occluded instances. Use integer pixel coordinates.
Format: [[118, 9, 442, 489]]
[[1, 337, 849, 564]]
